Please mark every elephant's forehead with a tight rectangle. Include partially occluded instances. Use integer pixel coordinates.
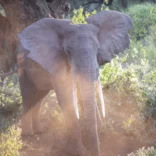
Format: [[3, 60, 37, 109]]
[[71, 23, 98, 34]]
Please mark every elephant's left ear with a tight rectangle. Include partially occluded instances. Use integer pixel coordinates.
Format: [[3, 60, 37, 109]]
[[86, 10, 133, 65]]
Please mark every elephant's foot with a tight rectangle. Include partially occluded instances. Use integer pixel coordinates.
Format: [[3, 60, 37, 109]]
[[66, 143, 89, 156], [21, 126, 33, 136], [61, 139, 90, 156]]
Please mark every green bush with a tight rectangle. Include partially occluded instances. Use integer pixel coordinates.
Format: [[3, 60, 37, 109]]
[[0, 75, 22, 112], [72, 7, 97, 24], [100, 25, 156, 119], [72, 7, 87, 24], [72, 6, 156, 120], [126, 3, 156, 40], [0, 126, 22, 156], [128, 147, 156, 156]]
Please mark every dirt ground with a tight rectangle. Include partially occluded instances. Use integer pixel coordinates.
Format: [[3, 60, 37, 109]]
[[20, 128, 145, 156], [19, 90, 156, 156]]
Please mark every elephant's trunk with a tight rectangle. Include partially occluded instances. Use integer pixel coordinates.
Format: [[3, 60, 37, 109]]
[[72, 50, 100, 156], [78, 80, 100, 156]]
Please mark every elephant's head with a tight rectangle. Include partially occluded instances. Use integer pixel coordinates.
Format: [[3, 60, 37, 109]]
[[19, 10, 133, 156]]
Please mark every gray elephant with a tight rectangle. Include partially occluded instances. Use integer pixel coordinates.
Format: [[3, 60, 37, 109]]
[[17, 10, 133, 156]]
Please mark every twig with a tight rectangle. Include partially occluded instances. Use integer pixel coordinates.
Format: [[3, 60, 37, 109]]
[[0, 70, 17, 78]]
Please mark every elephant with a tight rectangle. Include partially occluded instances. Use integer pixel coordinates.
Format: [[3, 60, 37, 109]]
[[17, 10, 133, 156]]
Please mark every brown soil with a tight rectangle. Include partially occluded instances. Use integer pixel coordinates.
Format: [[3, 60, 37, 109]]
[[19, 90, 156, 156]]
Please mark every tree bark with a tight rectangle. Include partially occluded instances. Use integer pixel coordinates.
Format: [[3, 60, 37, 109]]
[[0, 13, 16, 75], [104, 0, 114, 6], [0, 0, 51, 75], [120, 0, 128, 8], [0, 0, 69, 76], [47, 0, 70, 19]]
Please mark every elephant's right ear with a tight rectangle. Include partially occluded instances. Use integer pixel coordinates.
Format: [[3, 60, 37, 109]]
[[19, 18, 71, 73], [86, 10, 133, 65]]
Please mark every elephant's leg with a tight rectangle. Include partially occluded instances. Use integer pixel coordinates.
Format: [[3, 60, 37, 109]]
[[54, 78, 88, 156], [19, 72, 36, 135], [19, 70, 49, 135], [31, 90, 49, 134]]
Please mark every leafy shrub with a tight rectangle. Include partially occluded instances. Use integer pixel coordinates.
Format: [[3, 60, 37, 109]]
[[72, 7, 97, 24], [126, 3, 156, 40], [0, 126, 22, 156], [72, 7, 87, 24], [100, 25, 156, 117], [128, 147, 156, 156], [72, 6, 156, 122], [0, 75, 22, 112], [100, 25, 156, 144]]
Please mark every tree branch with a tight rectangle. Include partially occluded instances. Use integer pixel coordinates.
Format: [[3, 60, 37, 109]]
[[0, 70, 17, 78]]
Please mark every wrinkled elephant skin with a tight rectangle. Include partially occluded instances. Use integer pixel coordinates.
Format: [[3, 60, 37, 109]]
[[17, 10, 133, 156]]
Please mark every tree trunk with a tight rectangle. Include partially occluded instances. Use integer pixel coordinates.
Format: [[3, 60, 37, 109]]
[[0, 0, 50, 75], [120, 0, 128, 8], [47, 0, 70, 19], [0, 0, 69, 76]]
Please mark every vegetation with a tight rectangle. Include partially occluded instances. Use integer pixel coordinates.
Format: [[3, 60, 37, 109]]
[[128, 147, 156, 156], [0, 1, 156, 156], [0, 126, 22, 156], [100, 24, 156, 111], [0, 76, 22, 113], [126, 3, 156, 40], [99, 3, 156, 148]]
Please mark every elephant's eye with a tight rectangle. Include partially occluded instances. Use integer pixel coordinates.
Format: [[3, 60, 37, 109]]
[[97, 53, 103, 66], [65, 49, 72, 62], [64, 47, 71, 56]]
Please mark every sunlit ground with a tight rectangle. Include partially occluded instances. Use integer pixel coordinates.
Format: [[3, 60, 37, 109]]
[[0, 77, 155, 156]]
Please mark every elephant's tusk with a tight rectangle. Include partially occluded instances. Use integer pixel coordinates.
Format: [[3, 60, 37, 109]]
[[73, 84, 79, 119], [96, 79, 105, 118], [96, 104, 103, 130]]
